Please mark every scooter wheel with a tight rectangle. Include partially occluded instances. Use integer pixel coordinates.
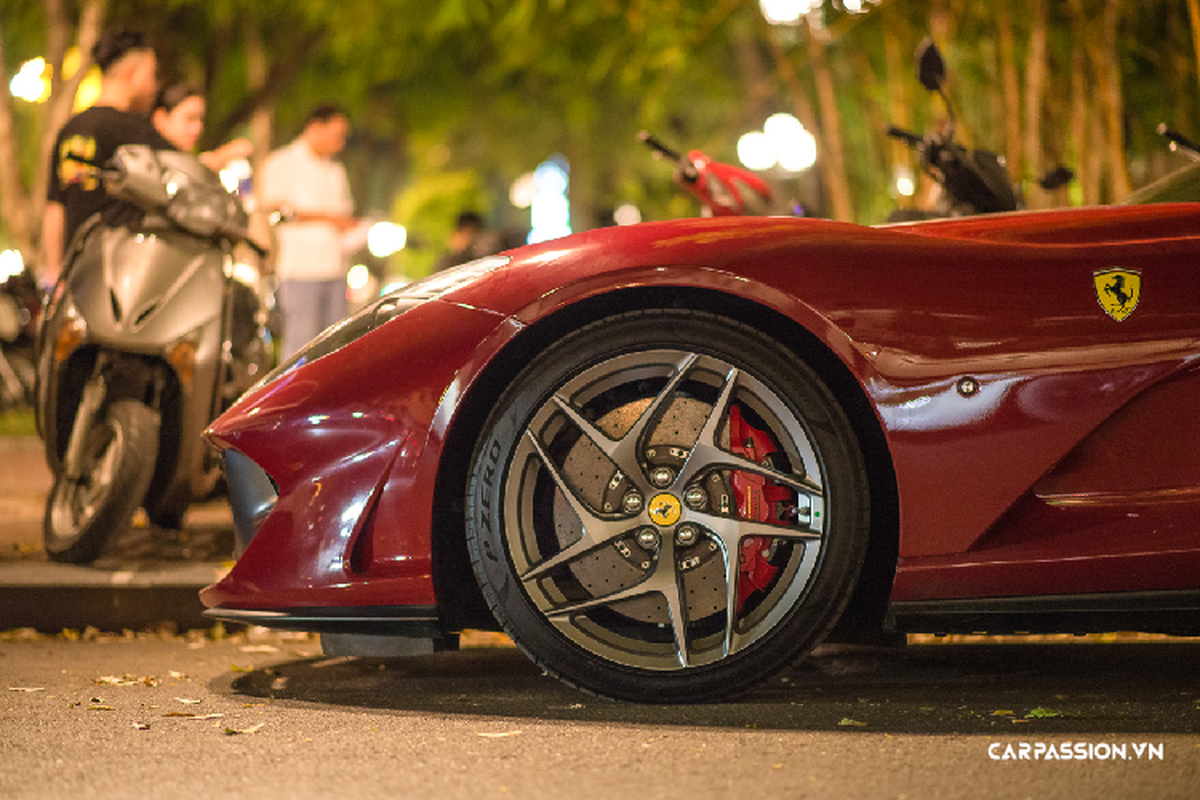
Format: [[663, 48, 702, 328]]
[[44, 400, 160, 563]]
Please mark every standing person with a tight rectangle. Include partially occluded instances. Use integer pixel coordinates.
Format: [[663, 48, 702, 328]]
[[260, 103, 359, 357], [151, 83, 252, 171], [42, 29, 172, 285]]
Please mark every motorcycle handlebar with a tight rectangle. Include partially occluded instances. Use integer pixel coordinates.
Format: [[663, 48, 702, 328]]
[[886, 126, 923, 148], [637, 130, 684, 162], [1157, 123, 1200, 159], [638, 131, 700, 183]]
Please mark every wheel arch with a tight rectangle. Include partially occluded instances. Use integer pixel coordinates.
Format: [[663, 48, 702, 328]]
[[430, 286, 899, 636]]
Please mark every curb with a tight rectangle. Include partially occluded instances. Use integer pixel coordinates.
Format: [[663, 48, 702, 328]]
[[0, 561, 228, 632]]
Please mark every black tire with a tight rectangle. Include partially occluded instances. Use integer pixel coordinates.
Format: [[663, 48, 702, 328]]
[[44, 399, 160, 563], [466, 310, 870, 702]]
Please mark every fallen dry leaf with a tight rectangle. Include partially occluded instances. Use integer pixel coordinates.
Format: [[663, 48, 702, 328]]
[[132, 722, 150, 731], [310, 656, 354, 669], [1025, 706, 1061, 719], [224, 723, 265, 736], [96, 676, 136, 686], [837, 718, 867, 727], [163, 712, 224, 720], [95, 675, 159, 687], [476, 731, 523, 738], [8, 687, 45, 693], [175, 698, 203, 704]]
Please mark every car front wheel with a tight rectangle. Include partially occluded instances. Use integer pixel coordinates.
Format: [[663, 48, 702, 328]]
[[467, 310, 870, 702]]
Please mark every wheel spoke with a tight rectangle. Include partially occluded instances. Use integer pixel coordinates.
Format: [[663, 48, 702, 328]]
[[546, 540, 693, 668], [691, 511, 822, 546], [551, 352, 699, 483], [690, 511, 819, 657], [519, 430, 636, 581], [676, 365, 823, 499]]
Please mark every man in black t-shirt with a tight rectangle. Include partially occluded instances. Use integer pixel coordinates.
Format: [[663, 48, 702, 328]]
[[42, 30, 171, 284]]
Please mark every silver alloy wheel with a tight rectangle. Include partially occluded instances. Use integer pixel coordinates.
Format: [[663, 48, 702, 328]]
[[503, 347, 829, 672]]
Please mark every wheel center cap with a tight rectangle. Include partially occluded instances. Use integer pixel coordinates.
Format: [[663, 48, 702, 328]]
[[647, 493, 682, 527]]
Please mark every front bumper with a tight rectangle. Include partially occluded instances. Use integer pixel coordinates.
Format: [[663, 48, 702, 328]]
[[199, 298, 514, 622]]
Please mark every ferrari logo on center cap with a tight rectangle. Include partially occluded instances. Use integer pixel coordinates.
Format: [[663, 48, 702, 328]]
[[648, 493, 682, 527], [1094, 268, 1141, 322]]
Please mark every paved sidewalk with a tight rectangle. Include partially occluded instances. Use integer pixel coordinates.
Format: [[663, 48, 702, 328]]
[[0, 435, 233, 631]]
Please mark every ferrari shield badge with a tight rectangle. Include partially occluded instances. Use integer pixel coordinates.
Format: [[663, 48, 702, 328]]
[[1093, 268, 1141, 322]]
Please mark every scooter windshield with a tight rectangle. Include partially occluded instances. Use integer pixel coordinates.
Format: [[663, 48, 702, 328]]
[[1121, 160, 1200, 205]]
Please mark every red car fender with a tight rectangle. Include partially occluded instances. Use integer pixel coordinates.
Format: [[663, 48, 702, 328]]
[[201, 300, 511, 610]]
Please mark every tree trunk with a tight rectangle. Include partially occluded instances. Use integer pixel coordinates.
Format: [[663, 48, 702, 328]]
[[0, 23, 32, 255], [1068, 10, 1097, 206], [0, 0, 104, 264], [930, 0, 953, 47], [1187, 0, 1200, 102], [806, 21, 853, 222], [882, 4, 914, 209], [995, 4, 1023, 202], [1023, 0, 1047, 205], [243, 18, 274, 248], [760, 24, 824, 210], [1094, 0, 1131, 199], [33, 0, 106, 265]]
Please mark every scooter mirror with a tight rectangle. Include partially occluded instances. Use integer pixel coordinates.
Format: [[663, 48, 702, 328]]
[[916, 38, 946, 92]]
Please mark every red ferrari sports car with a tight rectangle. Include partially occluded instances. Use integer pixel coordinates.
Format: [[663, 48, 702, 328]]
[[201, 163, 1200, 702]]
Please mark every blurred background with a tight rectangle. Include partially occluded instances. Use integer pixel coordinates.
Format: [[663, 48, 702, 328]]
[[2, 0, 1199, 290]]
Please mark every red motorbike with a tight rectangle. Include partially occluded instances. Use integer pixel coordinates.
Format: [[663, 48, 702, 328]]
[[638, 130, 775, 216]]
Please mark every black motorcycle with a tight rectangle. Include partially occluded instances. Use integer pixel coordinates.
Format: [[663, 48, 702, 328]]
[[887, 39, 1071, 220]]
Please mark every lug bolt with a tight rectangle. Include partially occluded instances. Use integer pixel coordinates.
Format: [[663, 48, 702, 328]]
[[675, 524, 701, 548], [622, 491, 644, 514], [636, 528, 661, 551], [683, 486, 707, 510], [650, 466, 674, 488]]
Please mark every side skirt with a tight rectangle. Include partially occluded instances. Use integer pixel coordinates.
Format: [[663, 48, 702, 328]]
[[887, 590, 1200, 636], [204, 605, 442, 637]]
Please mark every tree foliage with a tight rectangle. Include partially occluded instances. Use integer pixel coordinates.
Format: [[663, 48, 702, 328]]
[[4, 0, 1200, 275]]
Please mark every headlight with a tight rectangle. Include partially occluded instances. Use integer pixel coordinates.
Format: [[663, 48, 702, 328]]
[[395, 255, 511, 301], [253, 254, 511, 390]]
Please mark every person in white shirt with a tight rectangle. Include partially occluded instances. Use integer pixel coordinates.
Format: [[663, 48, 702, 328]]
[[260, 104, 359, 357]]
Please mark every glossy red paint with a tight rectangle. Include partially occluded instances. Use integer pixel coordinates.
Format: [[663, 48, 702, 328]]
[[201, 300, 510, 610], [202, 203, 1200, 619], [441, 211, 1200, 567]]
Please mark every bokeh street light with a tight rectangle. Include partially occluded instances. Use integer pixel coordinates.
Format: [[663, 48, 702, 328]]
[[8, 50, 101, 110], [367, 221, 407, 258], [1, 249, 26, 280], [738, 113, 817, 173], [9, 58, 50, 103], [527, 156, 571, 244], [758, 0, 820, 26]]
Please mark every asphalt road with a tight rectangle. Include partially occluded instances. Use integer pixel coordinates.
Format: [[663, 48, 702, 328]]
[[2, 629, 1198, 799]]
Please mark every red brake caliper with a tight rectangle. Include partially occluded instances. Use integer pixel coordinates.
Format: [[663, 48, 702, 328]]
[[728, 405, 795, 611]]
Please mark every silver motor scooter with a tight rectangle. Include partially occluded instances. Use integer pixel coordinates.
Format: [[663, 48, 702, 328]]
[[37, 145, 274, 563]]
